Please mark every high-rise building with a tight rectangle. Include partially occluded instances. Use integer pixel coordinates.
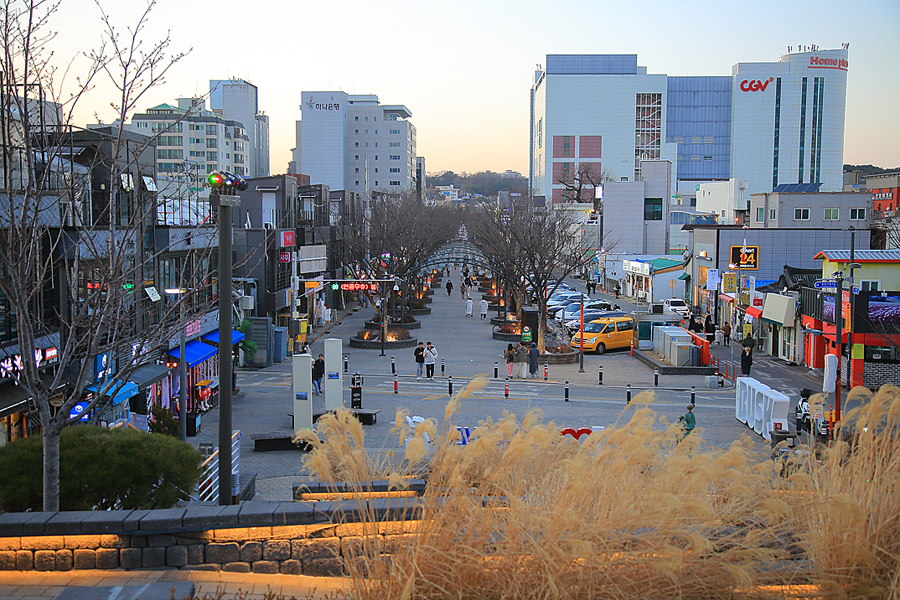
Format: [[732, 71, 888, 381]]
[[297, 92, 417, 196], [530, 47, 849, 206], [129, 98, 247, 201], [210, 79, 270, 178]]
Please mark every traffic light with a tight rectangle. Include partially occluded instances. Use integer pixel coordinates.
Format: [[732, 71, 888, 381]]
[[208, 171, 248, 194]]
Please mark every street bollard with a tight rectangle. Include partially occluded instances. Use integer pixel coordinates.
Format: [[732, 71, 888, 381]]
[[343, 354, 349, 373], [630, 340, 634, 356], [441, 358, 445, 377], [598, 364, 603, 386], [626, 384, 632, 403], [504, 378, 509, 398], [564, 381, 570, 402], [390, 356, 396, 375], [544, 362, 549, 381], [654, 368, 659, 387], [448, 376, 453, 396], [691, 385, 696, 406], [393, 374, 398, 394], [494, 361, 499, 379]]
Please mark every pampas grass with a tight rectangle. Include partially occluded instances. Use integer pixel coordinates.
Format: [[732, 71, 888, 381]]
[[297, 382, 900, 600]]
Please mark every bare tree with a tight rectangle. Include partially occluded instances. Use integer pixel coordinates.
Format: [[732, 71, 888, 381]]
[[470, 196, 589, 351], [555, 162, 615, 210], [0, 0, 197, 511]]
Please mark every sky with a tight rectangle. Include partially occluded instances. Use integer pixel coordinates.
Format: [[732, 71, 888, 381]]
[[41, 0, 900, 176]]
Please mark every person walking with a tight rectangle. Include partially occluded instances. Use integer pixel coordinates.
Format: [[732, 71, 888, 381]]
[[504, 343, 515, 378], [424, 341, 438, 380], [479, 298, 489, 320], [614, 284, 621, 299], [460, 283, 466, 299], [681, 405, 696, 439], [466, 298, 473, 318], [528, 342, 539, 378], [742, 332, 755, 351], [704, 315, 716, 344], [741, 346, 753, 376], [312, 354, 325, 395], [514, 342, 529, 379], [414, 342, 425, 380], [722, 322, 732, 347], [446, 280, 453, 296]]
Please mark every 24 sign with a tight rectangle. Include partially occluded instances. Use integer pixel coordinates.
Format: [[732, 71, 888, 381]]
[[730, 246, 759, 270]]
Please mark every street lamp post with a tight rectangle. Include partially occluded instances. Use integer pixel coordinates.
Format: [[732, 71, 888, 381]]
[[164, 288, 189, 442]]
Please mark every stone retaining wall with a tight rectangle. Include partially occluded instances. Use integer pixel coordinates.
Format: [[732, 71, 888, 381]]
[[0, 491, 425, 575]]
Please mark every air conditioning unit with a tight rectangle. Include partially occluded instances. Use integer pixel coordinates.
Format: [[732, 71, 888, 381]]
[[239, 296, 255, 310]]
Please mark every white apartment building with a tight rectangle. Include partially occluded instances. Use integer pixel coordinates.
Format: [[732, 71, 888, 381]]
[[209, 79, 270, 178], [129, 98, 248, 205], [297, 92, 417, 196]]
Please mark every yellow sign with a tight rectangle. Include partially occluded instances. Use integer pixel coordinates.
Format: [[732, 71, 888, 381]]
[[851, 344, 864, 360], [723, 273, 737, 293], [304, 281, 320, 289]]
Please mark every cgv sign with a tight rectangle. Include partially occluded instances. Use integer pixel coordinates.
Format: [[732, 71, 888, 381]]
[[740, 78, 774, 92]]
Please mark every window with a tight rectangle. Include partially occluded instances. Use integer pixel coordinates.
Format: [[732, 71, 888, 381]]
[[355, 168, 359, 173], [644, 198, 663, 221], [850, 208, 866, 220], [756, 207, 764, 222], [616, 321, 633, 332], [794, 208, 810, 220], [374, 168, 378, 173], [703, 155, 713, 161], [355, 155, 359, 160], [365, 142, 368, 147], [374, 155, 378, 160], [354, 142, 359, 147], [390, 181, 400, 186], [390, 168, 400, 173], [355, 181, 359, 185], [861, 280, 880, 292], [365, 130, 368, 134], [770, 208, 776, 220], [824, 208, 839, 221], [374, 181, 378, 186], [354, 116, 359, 121], [355, 129, 359, 134], [206, 151, 217, 161], [390, 155, 400, 160], [365, 116, 369, 121], [390, 129, 400, 134], [390, 142, 400, 147], [206, 138, 217, 148], [206, 125, 217, 136]]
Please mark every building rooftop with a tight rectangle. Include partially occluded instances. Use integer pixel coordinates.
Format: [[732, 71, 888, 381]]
[[814, 250, 900, 263]]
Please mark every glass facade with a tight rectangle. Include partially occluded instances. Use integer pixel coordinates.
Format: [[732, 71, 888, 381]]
[[665, 77, 731, 181]]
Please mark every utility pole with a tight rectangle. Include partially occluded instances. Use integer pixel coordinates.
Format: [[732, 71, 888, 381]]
[[834, 270, 843, 423]]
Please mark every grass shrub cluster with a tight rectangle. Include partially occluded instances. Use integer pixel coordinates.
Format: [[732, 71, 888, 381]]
[[296, 382, 900, 600], [0, 425, 203, 511]]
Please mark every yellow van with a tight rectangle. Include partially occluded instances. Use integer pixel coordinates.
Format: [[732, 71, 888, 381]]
[[570, 316, 634, 354]]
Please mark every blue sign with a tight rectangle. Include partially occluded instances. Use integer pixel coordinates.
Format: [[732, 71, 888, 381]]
[[296, 392, 308, 401], [852, 286, 860, 295], [327, 372, 339, 379], [69, 402, 90, 421], [815, 280, 837, 289]]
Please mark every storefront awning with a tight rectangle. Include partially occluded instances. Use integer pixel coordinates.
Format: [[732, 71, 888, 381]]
[[761, 293, 796, 327], [745, 306, 763, 319], [128, 363, 171, 388], [678, 273, 691, 280], [201, 329, 246, 346], [0, 373, 60, 419], [166, 340, 217, 368], [86, 380, 139, 405], [719, 294, 735, 303]]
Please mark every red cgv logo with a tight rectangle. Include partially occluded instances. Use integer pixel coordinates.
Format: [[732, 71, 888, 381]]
[[740, 77, 774, 92]]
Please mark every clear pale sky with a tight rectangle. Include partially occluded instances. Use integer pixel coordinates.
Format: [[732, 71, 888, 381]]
[[46, 0, 900, 176]]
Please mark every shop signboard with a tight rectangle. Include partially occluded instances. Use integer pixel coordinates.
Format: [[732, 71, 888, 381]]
[[730, 246, 759, 270], [723, 273, 737, 293]]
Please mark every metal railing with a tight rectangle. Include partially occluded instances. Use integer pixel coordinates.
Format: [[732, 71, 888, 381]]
[[194, 430, 240, 503]]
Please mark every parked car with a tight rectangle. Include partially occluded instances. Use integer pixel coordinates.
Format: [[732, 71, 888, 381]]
[[547, 292, 585, 310], [570, 316, 635, 354], [662, 298, 690, 316], [556, 300, 613, 323], [547, 299, 583, 316], [565, 310, 628, 335]]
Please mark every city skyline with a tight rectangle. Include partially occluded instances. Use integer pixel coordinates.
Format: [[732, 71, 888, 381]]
[[45, 0, 900, 177]]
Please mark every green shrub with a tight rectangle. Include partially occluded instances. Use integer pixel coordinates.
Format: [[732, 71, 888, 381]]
[[0, 425, 203, 512], [149, 403, 180, 437]]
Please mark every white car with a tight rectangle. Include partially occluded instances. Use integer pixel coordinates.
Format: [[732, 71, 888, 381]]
[[662, 298, 690, 316]]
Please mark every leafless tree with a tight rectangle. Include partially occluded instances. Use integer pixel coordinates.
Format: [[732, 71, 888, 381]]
[[470, 195, 589, 351], [0, 0, 198, 511], [555, 162, 615, 210]]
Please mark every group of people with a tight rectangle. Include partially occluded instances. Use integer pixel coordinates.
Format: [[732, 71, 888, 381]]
[[413, 341, 439, 380], [504, 341, 540, 379], [687, 314, 755, 376], [466, 297, 489, 319]]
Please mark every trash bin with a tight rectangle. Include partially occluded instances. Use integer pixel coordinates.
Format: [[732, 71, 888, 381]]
[[690, 345, 700, 367]]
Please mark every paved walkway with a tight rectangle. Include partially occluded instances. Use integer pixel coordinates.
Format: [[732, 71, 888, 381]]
[[0, 569, 349, 599]]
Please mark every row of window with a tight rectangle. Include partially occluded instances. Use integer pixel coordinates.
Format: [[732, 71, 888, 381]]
[[754, 207, 867, 222], [352, 181, 404, 187], [668, 136, 716, 144]]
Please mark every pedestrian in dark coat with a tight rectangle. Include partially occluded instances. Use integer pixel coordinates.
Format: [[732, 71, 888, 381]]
[[722, 322, 732, 347], [446, 280, 453, 296], [528, 343, 540, 378], [704, 315, 715, 344], [312, 354, 325, 395], [741, 347, 753, 376]]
